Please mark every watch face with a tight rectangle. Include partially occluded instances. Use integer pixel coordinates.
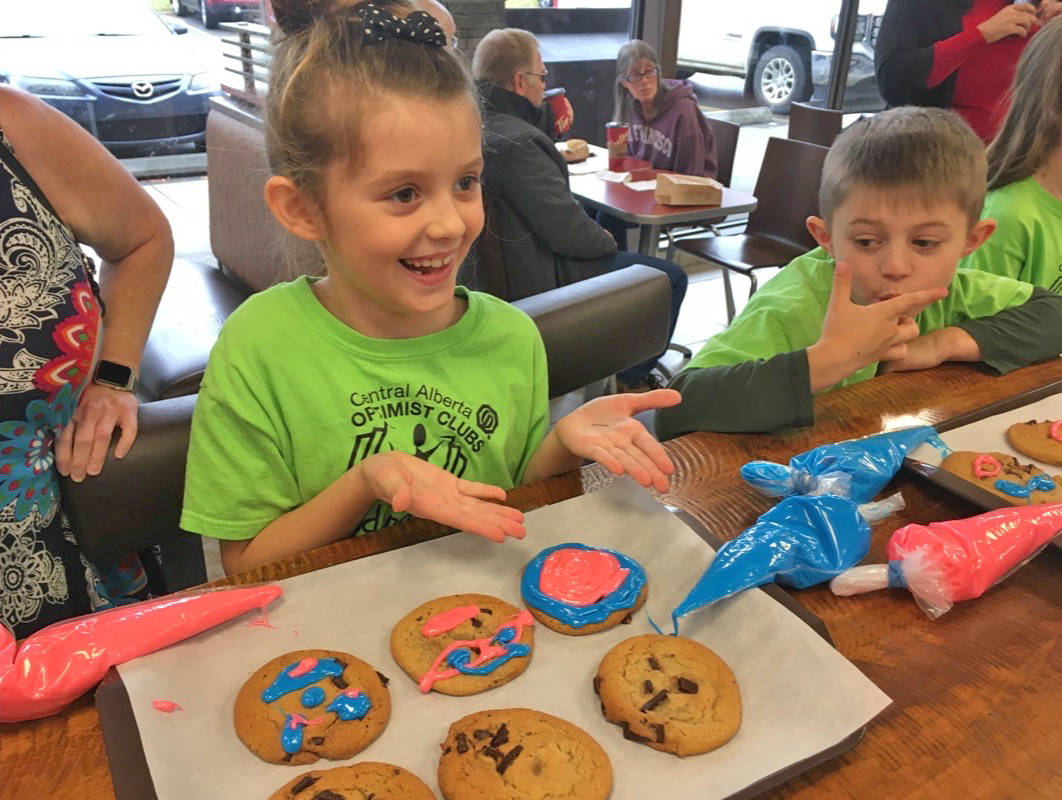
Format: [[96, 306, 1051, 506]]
[[95, 360, 133, 387]]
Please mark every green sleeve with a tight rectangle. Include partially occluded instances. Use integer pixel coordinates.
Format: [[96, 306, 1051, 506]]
[[958, 287, 1062, 374], [180, 333, 300, 540], [515, 328, 550, 484], [656, 350, 814, 439]]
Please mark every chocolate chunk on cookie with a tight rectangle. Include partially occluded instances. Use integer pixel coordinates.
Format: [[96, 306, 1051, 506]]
[[234, 649, 390, 766], [941, 451, 1062, 505], [390, 594, 535, 696], [268, 762, 433, 800], [596, 634, 741, 757], [521, 543, 648, 636], [437, 708, 612, 800]]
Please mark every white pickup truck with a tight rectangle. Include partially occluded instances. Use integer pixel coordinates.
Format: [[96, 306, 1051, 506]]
[[676, 0, 887, 114]]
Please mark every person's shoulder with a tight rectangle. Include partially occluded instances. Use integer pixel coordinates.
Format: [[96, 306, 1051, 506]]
[[762, 248, 834, 299], [216, 278, 310, 350], [466, 290, 539, 333], [483, 109, 544, 148]]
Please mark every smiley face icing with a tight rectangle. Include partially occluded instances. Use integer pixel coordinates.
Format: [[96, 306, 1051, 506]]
[[234, 649, 391, 765]]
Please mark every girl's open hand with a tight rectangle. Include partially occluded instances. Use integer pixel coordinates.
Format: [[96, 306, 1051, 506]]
[[553, 389, 681, 493], [360, 452, 525, 543]]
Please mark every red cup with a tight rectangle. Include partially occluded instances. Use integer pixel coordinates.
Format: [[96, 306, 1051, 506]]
[[544, 88, 572, 137], [605, 122, 630, 171]]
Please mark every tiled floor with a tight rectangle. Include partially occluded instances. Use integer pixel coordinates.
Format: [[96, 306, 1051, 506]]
[[144, 154, 781, 377]]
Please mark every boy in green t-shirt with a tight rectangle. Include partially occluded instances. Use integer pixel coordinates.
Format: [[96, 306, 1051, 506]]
[[656, 107, 1062, 439]]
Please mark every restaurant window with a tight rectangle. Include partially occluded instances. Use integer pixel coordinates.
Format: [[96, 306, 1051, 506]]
[[0, 0, 258, 177], [673, 0, 886, 193]]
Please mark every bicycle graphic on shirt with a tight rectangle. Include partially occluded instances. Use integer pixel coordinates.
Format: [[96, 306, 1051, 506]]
[[346, 422, 469, 478]]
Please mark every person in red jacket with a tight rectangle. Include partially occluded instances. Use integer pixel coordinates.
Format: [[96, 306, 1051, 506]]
[[875, 0, 1061, 143]]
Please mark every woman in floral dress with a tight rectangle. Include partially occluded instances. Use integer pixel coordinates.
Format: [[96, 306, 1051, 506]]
[[0, 86, 172, 638]]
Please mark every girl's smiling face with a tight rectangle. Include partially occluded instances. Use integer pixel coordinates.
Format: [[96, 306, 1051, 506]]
[[313, 94, 484, 339]]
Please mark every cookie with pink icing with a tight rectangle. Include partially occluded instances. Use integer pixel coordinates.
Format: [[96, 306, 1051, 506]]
[[521, 543, 648, 636], [1006, 420, 1062, 467], [234, 649, 391, 766], [390, 594, 535, 696], [940, 451, 1062, 504]]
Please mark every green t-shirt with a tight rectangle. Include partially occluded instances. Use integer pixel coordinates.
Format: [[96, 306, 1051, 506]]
[[960, 177, 1062, 293], [688, 247, 1034, 390], [181, 278, 550, 540]]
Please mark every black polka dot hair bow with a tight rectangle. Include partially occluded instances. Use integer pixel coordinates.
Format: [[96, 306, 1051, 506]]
[[357, 4, 448, 47]]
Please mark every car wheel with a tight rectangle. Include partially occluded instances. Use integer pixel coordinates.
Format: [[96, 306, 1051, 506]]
[[201, 0, 220, 28], [171, 0, 189, 15], [752, 44, 811, 114]]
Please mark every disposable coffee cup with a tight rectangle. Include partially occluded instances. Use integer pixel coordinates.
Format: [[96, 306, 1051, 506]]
[[605, 122, 629, 171]]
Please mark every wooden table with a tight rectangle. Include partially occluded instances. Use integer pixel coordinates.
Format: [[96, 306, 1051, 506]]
[[3, 360, 1062, 799], [567, 144, 758, 257]]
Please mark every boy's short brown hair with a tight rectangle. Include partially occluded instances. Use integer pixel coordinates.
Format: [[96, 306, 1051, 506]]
[[819, 107, 986, 226]]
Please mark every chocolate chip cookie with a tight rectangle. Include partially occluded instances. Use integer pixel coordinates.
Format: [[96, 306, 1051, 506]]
[[941, 450, 1062, 504], [234, 649, 391, 766], [521, 543, 648, 635], [1006, 420, 1062, 467], [390, 593, 535, 696], [437, 708, 612, 800], [268, 762, 435, 800], [595, 634, 741, 757]]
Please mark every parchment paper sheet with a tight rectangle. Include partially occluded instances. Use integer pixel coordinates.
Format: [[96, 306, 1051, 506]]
[[909, 394, 1062, 474], [117, 480, 891, 799]]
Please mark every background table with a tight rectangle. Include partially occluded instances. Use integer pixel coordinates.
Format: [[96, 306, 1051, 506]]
[[3, 359, 1062, 799], [567, 143, 758, 256]]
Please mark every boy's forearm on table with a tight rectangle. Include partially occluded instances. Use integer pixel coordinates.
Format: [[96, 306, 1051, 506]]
[[958, 288, 1062, 374], [656, 352, 814, 438]]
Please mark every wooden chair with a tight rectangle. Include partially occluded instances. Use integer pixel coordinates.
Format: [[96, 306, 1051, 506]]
[[674, 136, 830, 323], [663, 116, 741, 260], [788, 101, 844, 147]]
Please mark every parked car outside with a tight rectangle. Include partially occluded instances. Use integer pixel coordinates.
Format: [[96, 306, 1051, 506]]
[[677, 0, 887, 114], [0, 0, 222, 158], [171, 0, 262, 30]]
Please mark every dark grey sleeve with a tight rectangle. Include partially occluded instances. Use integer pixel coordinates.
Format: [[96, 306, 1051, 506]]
[[484, 142, 617, 260], [654, 350, 815, 439], [958, 287, 1062, 375]]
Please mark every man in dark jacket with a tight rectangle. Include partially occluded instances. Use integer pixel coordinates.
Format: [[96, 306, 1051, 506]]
[[470, 27, 688, 390]]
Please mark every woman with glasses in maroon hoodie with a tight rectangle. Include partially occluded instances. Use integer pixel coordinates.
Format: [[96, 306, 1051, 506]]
[[597, 39, 718, 247]]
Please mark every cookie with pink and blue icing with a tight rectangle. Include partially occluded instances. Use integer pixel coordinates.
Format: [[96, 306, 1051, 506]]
[[521, 543, 647, 636], [390, 593, 535, 696], [234, 649, 391, 766]]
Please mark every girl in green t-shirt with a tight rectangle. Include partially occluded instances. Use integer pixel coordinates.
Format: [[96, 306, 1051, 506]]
[[962, 18, 1062, 290], [182, 0, 681, 576]]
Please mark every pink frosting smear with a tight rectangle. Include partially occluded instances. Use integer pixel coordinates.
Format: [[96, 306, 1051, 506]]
[[0, 584, 283, 723], [419, 605, 481, 637], [972, 454, 1002, 479], [418, 610, 534, 692], [151, 699, 183, 713], [539, 548, 629, 607], [288, 657, 319, 678]]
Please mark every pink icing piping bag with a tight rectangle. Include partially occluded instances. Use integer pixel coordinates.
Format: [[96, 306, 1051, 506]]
[[0, 583, 283, 723]]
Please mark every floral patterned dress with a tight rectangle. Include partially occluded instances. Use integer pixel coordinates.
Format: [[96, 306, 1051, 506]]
[[0, 128, 117, 638]]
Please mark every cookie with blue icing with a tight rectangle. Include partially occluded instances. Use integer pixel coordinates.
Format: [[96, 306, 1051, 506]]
[[234, 649, 391, 766], [521, 543, 647, 636], [941, 451, 1062, 505], [390, 594, 536, 696]]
